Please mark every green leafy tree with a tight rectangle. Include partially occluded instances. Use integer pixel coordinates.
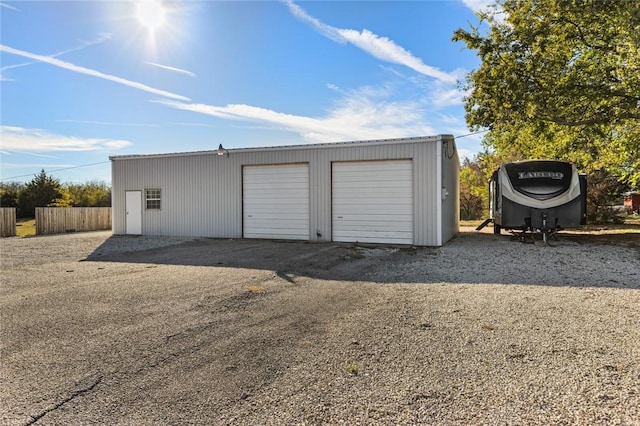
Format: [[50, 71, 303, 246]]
[[453, 0, 640, 188], [460, 157, 488, 220], [459, 151, 518, 220], [17, 170, 68, 217], [66, 181, 111, 207], [0, 182, 25, 208]]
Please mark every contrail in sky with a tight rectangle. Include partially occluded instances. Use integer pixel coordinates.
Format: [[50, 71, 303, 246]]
[[0, 44, 190, 101], [146, 62, 196, 78]]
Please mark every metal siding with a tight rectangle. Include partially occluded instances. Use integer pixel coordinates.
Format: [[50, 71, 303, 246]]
[[416, 141, 440, 246], [414, 144, 427, 245], [440, 136, 460, 244], [112, 154, 241, 237], [436, 140, 443, 246], [110, 136, 447, 245]]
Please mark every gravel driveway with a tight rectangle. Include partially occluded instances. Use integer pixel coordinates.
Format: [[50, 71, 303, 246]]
[[1, 230, 639, 425]]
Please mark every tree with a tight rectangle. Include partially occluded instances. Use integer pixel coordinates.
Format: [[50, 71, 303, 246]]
[[0, 182, 24, 208], [585, 170, 628, 224], [460, 157, 488, 220], [17, 170, 68, 217], [66, 181, 111, 207], [459, 151, 518, 220], [453, 0, 640, 188]]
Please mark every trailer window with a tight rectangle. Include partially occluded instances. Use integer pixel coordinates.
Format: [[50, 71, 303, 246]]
[[145, 189, 161, 210]]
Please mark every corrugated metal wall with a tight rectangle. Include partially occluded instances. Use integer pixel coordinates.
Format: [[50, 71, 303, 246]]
[[440, 135, 460, 244], [111, 135, 457, 246]]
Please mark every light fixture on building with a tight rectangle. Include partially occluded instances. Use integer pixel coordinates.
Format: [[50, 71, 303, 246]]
[[217, 144, 229, 157]]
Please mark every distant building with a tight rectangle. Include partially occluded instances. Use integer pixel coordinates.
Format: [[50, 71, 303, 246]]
[[110, 135, 459, 246], [624, 192, 640, 213]]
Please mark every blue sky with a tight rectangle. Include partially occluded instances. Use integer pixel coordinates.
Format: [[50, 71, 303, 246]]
[[1, 0, 489, 184]]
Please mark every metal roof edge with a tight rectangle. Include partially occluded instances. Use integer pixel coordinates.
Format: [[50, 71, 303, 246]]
[[109, 134, 454, 161]]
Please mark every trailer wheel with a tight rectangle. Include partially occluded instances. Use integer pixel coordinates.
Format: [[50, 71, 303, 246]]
[[493, 224, 501, 235]]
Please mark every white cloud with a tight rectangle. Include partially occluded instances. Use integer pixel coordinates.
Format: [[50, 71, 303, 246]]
[[337, 28, 458, 83], [0, 126, 132, 152], [132, 2, 474, 148], [285, 0, 345, 43], [430, 84, 468, 107], [1, 33, 112, 80], [55, 119, 158, 127], [461, 0, 495, 13], [146, 62, 196, 78], [438, 113, 462, 125], [0, 2, 18, 11], [1, 162, 75, 170], [155, 85, 435, 143], [456, 147, 476, 162], [56, 33, 112, 56], [285, 0, 458, 83], [6, 150, 58, 159], [461, 0, 505, 23], [0, 44, 190, 101]]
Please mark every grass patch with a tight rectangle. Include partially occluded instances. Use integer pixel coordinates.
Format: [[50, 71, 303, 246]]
[[16, 218, 36, 237], [460, 219, 484, 227], [624, 216, 640, 226], [347, 362, 359, 376], [570, 218, 640, 235]]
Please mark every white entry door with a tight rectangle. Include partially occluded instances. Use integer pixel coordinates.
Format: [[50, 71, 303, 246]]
[[332, 160, 414, 244], [243, 164, 310, 240], [125, 191, 142, 235]]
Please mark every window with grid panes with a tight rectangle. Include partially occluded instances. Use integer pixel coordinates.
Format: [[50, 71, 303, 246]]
[[145, 189, 161, 210]]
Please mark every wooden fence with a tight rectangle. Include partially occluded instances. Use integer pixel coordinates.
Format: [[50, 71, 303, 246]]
[[0, 207, 16, 237], [36, 207, 112, 235]]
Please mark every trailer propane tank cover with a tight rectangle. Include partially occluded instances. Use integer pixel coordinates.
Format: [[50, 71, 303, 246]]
[[442, 186, 449, 200]]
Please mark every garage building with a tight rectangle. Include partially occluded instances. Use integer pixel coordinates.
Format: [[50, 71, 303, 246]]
[[110, 134, 459, 246]]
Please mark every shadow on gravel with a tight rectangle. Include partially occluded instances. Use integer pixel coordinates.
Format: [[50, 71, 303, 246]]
[[84, 231, 640, 289], [85, 236, 410, 283]]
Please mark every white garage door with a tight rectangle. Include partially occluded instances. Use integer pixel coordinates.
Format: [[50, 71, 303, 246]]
[[243, 164, 310, 240], [332, 160, 413, 244]]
